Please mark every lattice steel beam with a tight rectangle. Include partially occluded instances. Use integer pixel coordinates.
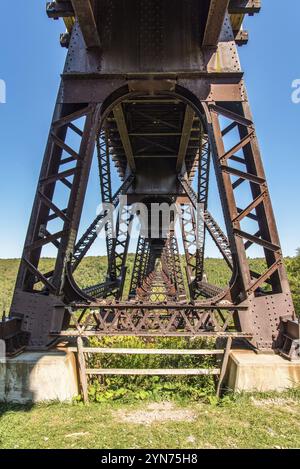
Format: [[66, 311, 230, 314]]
[[108, 203, 134, 299], [71, 174, 134, 270], [83, 280, 119, 299], [97, 129, 115, 266], [178, 176, 233, 269], [14, 104, 100, 296], [129, 236, 150, 298], [167, 233, 187, 300]]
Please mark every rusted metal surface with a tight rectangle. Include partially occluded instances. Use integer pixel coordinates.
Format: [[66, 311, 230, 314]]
[[51, 302, 251, 338], [0, 316, 29, 356], [71, 0, 100, 49], [278, 319, 300, 361], [202, 0, 230, 47], [229, 0, 261, 15], [6, 1, 298, 357]]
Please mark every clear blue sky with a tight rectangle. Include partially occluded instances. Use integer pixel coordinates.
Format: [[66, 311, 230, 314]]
[[0, 1, 299, 259]]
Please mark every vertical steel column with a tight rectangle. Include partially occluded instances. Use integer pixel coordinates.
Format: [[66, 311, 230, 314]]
[[129, 235, 149, 298], [9, 97, 101, 347], [180, 203, 197, 291], [109, 202, 134, 299], [13, 101, 101, 296], [52, 104, 102, 293], [167, 233, 187, 300], [195, 132, 210, 282], [71, 174, 134, 271], [96, 128, 115, 264], [204, 101, 295, 348]]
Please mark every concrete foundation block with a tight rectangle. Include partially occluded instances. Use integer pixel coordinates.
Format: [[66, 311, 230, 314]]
[[0, 351, 79, 403], [226, 350, 300, 392]]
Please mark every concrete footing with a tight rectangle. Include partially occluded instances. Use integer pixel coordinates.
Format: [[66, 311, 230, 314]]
[[226, 350, 300, 392], [1, 348, 300, 403], [0, 351, 79, 403]]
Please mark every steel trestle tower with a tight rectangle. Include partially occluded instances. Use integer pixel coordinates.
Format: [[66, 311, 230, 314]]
[[2, 1, 299, 360]]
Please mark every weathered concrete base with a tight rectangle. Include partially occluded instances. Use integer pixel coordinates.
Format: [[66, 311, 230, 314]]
[[2, 348, 300, 402], [226, 350, 300, 392], [0, 351, 79, 403]]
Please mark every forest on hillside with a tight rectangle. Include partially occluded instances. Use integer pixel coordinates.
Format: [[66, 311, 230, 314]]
[[0, 253, 299, 316]]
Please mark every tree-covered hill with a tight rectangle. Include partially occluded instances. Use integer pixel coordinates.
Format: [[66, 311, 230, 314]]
[[0, 255, 299, 316]]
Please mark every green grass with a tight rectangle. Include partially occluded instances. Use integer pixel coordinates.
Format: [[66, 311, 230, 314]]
[[0, 256, 300, 449], [1, 391, 300, 449]]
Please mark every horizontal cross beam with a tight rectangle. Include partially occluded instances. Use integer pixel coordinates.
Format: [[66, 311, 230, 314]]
[[234, 29, 249, 46], [46, 1, 74, 18], [72, 302, 248, 311], [113, 104, 136, 172], [176, 106, 195, 172], [229, 0, 261, 14]]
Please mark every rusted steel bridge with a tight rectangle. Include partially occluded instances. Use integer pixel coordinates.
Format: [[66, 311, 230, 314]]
[[2, 1, 299, 360]]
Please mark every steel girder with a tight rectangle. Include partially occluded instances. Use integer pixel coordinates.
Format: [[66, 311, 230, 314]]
[[8, 103, 102, 347], [134, 234, 186, 303], [6, 2, 297, 355], [109, 203, 134, 299], [82, 279, 119, 299], [179, 177, 233, 270], [196, 132, 211, 280], [205, 102, 295, 349], [166, 233, 187, 301], [180, 203, 198, 288], [9, 94, 296, 350], [71, 173, 134, 271], [129, 236, 150, 298], [14, 103, 101, 296], [180, 131, 213, 299], [9, 93, 296, 351], [61, 301, 252, 338], [97, 129, 114, 262]]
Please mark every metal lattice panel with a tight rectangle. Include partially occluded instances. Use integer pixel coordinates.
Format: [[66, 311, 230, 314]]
[[5, 1, 297, 356]]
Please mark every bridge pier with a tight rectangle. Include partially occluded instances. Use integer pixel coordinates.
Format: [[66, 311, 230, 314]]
[[1, 347, 300, 403], [2, 1, 299, 402], [0, 350, 78, 404], [226, 350, 300, 393]]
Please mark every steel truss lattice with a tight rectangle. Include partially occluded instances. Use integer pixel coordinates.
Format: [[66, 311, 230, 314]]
[[3, 1, 298, 358]]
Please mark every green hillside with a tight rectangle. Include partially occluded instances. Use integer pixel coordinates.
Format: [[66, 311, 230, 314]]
[[0, 255, 299, 315]]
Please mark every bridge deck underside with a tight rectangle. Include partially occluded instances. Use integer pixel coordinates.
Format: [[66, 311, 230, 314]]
[[106, 97, 200, 183]]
